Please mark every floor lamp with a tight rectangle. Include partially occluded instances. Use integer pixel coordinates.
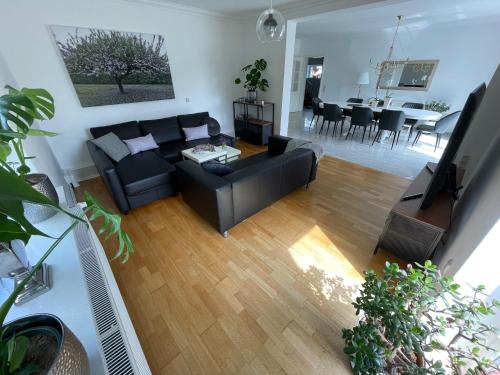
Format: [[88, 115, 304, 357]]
[[357, 72, 369, 98]]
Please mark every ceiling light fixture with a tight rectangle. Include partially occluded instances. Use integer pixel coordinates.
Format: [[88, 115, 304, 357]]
[[256, 0, 286, 43]]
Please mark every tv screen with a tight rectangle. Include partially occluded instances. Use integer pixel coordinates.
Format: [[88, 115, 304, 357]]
[[420, 83, 486, 209]]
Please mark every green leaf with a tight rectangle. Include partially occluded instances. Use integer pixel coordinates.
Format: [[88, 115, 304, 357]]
[[84, 191, 134, 263], [0, 94, 35, 133], [7, 335, 29, 372], [0, 129, 26, 139], [8, 86, 55, 121], [0, 213, 31, 243], [0, 168, 83, 241], [0, 141, 11, 161], [27, 128, 58, 137], [234, 78, 241, 85]]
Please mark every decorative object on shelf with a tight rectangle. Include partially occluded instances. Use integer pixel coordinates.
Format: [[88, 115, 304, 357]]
[[235, 58, 269, 102], [22, 173, 59, 224], [3, 314, 89, 374], [343, 261, 500, 375], [356, 72, 369, 98], [425, 100, 451, 114], [0, 86, 134, 374], [256, 0, 285, 43], [51, 25, 175, 107], [193, 144, 215, 154]]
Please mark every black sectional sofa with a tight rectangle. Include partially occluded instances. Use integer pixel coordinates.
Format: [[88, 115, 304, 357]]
[[87, 112, 234, 213], [176, 135, 317, 236]]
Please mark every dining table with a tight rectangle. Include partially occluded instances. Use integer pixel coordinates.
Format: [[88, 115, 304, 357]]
[[320, 101, 442, 122]]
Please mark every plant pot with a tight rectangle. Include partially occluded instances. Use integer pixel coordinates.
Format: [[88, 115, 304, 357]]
[[247, 90, 257, 102], [22, 173, 59, 224], [3, 314, 89, 374]]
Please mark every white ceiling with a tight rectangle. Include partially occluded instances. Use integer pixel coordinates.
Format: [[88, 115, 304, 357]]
[[296, 0, 500, 38], [138, 0, 304, 16]]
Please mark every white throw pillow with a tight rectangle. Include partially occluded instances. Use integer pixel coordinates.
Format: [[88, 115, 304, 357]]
[[183, 124, 210, 141], [123, 133, 159, 155]]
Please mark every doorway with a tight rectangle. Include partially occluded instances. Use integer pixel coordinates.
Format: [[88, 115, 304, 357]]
[[303, 56, 324, 109]]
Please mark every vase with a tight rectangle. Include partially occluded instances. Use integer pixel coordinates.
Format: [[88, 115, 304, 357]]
[[0, 240, 51, 304], [23, 173, 59, 224], [2, 314, 89, 375], [383, 97, 393, 108], [247, 90, 257, 102]]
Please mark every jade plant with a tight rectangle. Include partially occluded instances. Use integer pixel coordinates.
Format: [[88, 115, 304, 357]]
[[343, 261, 500, 375], [425, 100, 451, 114], [0, 86, 134, 373], [234, 58, 269, 93]]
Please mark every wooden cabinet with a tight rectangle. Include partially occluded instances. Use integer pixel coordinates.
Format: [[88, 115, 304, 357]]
[[233, 100, 274, 145]]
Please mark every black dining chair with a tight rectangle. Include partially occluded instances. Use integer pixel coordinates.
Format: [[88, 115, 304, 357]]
[[372, 109, 406, 149], [402, 102, 424, 140], [346, 98, 363, 104], [412, 111, 461, 152], [345, 106, 374, 143], [319, 103, 345, 136], [309, 97, 323, 129]]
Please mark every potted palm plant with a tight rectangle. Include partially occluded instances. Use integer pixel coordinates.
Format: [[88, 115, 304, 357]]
[[0, 86, 134, 374], [234, 58, 269, 102], [343, 261, 500, 375]]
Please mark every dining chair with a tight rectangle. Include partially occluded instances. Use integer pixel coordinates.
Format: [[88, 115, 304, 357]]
[[346, 98, 363, 104], [372, 109, 406, 149], [412, 111, 461, 152], [309, 97, 323, 129], [320, 103, 345, 137], [345, 106, 374, 143], [402, 102, 425, 140]]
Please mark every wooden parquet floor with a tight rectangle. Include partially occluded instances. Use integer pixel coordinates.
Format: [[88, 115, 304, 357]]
[[76, 141, 409, 374]]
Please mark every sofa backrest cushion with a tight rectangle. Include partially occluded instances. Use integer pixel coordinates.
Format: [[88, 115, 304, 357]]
[[90, 121, 141, 140], [177, 112, 210, 128], [224, 149, 313, 224], [138, 116, 183, 144]]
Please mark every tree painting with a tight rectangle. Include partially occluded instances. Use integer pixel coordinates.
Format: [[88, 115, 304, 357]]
[[51, 26, 175, 107]]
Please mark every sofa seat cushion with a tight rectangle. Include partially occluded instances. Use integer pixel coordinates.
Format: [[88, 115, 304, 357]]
[[116, 151, 175, 195], [228, 152, 272, 171], [90, 121, 141, 140], [139, 116, 183, 144], [156, 140, 187, 162], [178, 112, 210, 128]]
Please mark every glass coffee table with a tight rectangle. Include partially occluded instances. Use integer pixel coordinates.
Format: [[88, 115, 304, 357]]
[[181, 145, 241, 164]]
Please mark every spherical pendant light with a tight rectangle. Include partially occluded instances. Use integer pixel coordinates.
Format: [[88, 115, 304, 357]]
[[256, 1, 285, 43]]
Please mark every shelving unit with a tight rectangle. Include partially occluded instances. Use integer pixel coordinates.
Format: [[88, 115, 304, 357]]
[[233, 100, 275, 145]]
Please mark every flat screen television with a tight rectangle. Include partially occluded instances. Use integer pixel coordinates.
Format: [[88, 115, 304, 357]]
[[420, 83, 486, 209]]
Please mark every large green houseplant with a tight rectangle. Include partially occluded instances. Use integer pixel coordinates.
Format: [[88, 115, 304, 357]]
[[0, 86, 134, 373], [234, 58, 269, 101], [343, 261, 500, 375]]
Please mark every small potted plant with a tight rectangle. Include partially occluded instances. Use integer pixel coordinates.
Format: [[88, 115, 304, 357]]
[[0, 86, 134, 373], [343, 261, 500, 375], [425, 100, 451, 114], [234, 58, 269, 102]]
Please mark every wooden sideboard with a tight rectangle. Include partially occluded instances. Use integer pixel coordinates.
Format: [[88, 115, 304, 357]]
[[374, 162, 463, 263]]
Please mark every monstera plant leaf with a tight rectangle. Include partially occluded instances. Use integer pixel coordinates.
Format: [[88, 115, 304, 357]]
[[0, 168, 83, 243]]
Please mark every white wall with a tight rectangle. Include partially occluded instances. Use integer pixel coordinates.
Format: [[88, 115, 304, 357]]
[[295, 20, 500, 111], [0, 0, 246, 179]]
